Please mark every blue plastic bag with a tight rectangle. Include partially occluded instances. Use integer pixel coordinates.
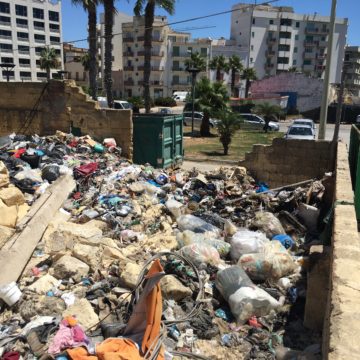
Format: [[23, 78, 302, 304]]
[[272, 234, 295, 249]]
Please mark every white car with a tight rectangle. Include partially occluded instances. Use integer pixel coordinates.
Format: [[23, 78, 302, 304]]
[[285, 124, 315, 140], [292, 119, 316, 131], [97, 97, 132, 110]]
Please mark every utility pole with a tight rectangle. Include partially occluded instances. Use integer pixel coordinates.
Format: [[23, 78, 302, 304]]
[[318, 0, 337, 140], [333, 61, 347, 142]]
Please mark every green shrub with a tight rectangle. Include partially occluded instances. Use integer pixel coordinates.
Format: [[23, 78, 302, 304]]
[[154, 97, 177, 107]]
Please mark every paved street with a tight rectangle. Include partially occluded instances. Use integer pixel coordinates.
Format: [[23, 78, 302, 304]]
[[279, 120, 351, 145]]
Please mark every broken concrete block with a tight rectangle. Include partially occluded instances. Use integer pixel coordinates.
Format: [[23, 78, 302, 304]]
[[62, 298, 99, 330], [16, 203, 30, 224], [0, 186, 25, 206], [52, 255, 89, 282], [161, 275, 192, 301], [101, 245, 129, 268], [72, 243, 100, 270], [27, 274, 61, 295], [119, 262, 142, 289], [0, 161, 9, 188], [0, 200, 18, 228], [0, 225, 14, 248], [20, 296, 66, 321]]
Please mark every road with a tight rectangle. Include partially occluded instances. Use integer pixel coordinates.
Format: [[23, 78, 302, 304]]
[[279, 121, 351, 145]]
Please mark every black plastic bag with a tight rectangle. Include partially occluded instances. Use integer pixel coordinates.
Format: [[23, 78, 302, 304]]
[[42, 165, 60, 183]]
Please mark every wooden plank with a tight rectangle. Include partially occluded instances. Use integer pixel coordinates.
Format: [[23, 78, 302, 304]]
[[0, 175, 76, 286]]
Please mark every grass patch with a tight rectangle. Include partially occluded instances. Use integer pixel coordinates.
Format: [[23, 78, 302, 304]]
[[184, 126, 284, 162]]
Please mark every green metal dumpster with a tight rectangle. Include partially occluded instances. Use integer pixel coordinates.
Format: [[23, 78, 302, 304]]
[[133, 114, 184, 168]]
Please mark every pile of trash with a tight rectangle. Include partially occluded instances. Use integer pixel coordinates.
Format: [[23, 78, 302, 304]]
[[0, 132, 332, 360]]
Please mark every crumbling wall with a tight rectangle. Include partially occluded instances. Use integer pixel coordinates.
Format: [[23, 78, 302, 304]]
[[0, 81, 133, 158], [322, 142, 360, 359], [240, 138, 333, 188]]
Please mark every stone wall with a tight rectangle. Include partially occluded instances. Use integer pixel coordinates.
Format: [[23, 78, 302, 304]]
[[322, 142, 360, 359], [240, 138, 333, 188], [0, 81, 133, 158]]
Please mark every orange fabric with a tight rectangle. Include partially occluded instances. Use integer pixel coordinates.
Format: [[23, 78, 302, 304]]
[[64, 316, 78, 327]]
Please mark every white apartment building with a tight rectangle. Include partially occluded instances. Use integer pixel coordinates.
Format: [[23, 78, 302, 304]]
[[344, 46, 360, 97], [0, 0, 63, 82], [231, 3, 348, 83]]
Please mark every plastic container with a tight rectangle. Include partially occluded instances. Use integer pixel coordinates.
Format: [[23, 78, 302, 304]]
[[94, 144, 105, 153], [0, 282, 22, 306]]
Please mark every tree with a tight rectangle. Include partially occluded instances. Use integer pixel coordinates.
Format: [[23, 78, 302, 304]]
[[209, 55, 229, 82], [193, 78, 229, 137], [71, 0, 98, 100], [39, 47, 60, 80], [228, 55, 243, 97], [184, 52, 206, 72], [81, 52, 90, 71], [134, 0, 175, 113], [253, 102, 282, 125], [216, 111, 241, 155], [242, 67, 257, 98], [103, 0, 117, 108]]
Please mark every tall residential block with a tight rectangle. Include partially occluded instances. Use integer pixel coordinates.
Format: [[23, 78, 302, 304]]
[[231, 3, 348, 83], [0, 0, 63, 82], [344, 46, 360, 97]]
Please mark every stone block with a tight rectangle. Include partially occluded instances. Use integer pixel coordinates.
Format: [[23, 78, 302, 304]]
[[52, 255, 90, 282], [62, 298, 99, 330], [0, 186, 25, 206]]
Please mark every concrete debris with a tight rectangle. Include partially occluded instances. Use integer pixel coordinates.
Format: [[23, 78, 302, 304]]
[[0, 225, 14, 248], [27, 274, 61, 295], [119, 262, 142, 289], [0, 161, 10, 188], [52, 255, 90, 282], [0, 186, 25, 206], [62, 298, 99, 330], [161, 275, 192, 301], [20, 296, 66, 321]]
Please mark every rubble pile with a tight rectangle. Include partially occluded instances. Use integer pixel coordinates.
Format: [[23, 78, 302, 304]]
[[0, 132, 332, 360]]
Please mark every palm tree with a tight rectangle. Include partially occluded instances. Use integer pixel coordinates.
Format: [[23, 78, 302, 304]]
[[184, 52, 207, 72], [216, 111, 241, 155], [39, 47, 60, 81], [242, 67, 257, 98], [194, 78, 229, 137], [228, 55, 243, 97], [253, 102, 281, 132], [71, 0, 98, 100], [134, 0, 175, 113], [81, 52, 90, 72], [209, 55, 229, 82], [103, 0, 117, 108]]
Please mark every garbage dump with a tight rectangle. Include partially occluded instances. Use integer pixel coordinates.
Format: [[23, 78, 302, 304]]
[[0, 131, 332, 360]]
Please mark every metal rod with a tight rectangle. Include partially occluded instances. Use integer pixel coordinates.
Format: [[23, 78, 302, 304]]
[[318, 0, 337, 140], [191, 73, 196, 135]]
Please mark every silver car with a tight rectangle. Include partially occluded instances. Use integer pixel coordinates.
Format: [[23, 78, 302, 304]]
[[239, 113, 280, 131], [183, 112, 217, 128], [292, 119, 316, 131], [285, 125, 315, 140]]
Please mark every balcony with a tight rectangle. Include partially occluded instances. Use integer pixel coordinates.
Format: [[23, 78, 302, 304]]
[[124, 66, 134, 71], [319, 40, 328, 48], [172, 67, 185, 71], [266, 50, 276, 57], [279, 38, 291, 45], [280, 25, 292, 32], [18, 50, 29, 55], [305, 27, 329, 35], [172, 52, 188, 58], [267, 38, 277, 45], [138, 80, 164, 86], [303, 64, 314, 72], [303, 40, 319, 47], [268, 24, 278, 31], [123, 37, 134, 43], [123, 51, 134, 57], [278, 50, 290, 58], [1, 48, 12, 53], [303, 51, 316, 59], [0, 35, 11, 40], [277, 63, 290, 71], [124, 79, 134, 86], [137, 50, 164, 57], [50, 41, 60, 45]]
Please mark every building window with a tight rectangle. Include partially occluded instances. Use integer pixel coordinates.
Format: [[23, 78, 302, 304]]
[[172, 46, 179, 56], [0, 29, 11, 39], [294, 47, 298, 53], [1, 57, 12, 63], [250, 57, 253, 63], [49, 23, 59, 31], [293, 59, 297, 65], [0, 15, 10, 24], [305, 47, 313, 53], [252, 17, 255, 25], [304, 59, 312, 65], [200, 47, 207, 56], [251, 32, 255, 38], [76, 72, 79, 81], [296, 22, 300, 28], [16, 18, 28, 27], [17, 32, 28, 40], [15, 5, 27, 17], [321, 36, 326, 41], [295, 34, 299, 41], [83, 72, 87, 81], [50, 36, 60, 44], [269, 19, 274, 25], [251, 45, 254, 51], [34, 34, 45, 42], [33, 8, 44, 20], [20, 71, 31, 78], [0, 2, 10, 14], [18, 45, 29, 54], [55, 49, 61, 55], [0, 43, 12, 51], [35, 47, 44, 55], [19, 58, 30, 66], [277, 57, 289, 64], [278, 44, 290, 51], [48, 11, 59, 22], [34, 21, 45, 30], [172, 75, 179, 84], [280, 18, 292, 26], [279, 32, 291, 39], [37, 72, 47, 79]]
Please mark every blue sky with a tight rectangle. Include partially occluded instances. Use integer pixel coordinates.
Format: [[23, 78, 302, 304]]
[[62, 0, 357, 48]]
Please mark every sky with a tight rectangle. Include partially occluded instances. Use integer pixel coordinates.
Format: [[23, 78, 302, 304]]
[[62, 0, 358, 48]]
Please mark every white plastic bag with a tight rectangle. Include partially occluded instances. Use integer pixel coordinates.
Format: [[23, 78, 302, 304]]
[[230, 229, 269, 260], [250, 212, 285, 239], [166, 199, 184, 219], [177, 214, 221, 236], [238, 241, 297, 281], [179, 243, 221, 267]]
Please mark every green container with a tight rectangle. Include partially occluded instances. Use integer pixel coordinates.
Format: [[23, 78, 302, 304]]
[[133, 114, 184, 168]]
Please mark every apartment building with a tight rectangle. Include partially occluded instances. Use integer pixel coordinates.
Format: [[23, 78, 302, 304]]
[[230, 3, 348, 83], [0, 0, 63, 82], [63, 42, 88, 87], [344, 46, 360, 97]]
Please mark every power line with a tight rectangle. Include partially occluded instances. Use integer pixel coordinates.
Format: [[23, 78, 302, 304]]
[[3, 0, 278, 56]]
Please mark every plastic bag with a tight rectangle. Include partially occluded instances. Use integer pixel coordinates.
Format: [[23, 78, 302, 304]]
[[177, 230, 231, 257], [42, 165, 60, 183], [176, 214, 221, 236], [14, 169, 43, 183], [238, 241, 297, 281], [179, 243, 221, 267], [215, 266, 280, 324], [166, 199, 184, 219], [272, 234, 295, 250], [230, 229, 269, 260], [250, 212, 285, 239]]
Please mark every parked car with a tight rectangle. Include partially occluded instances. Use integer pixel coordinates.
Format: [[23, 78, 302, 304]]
[[172, 91, 188, 102], [158, 108, 173, 115], [285, 125, 315, 140], [292, 118, 316, 131], [97, 97, 132, 110], [183, 111, 218, 128], [239, 113, 280, 131]]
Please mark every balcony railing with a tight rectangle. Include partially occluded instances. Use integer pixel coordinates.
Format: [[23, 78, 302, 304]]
[[123, 37, 134, 42], [137, 36, 163, 42], [304, 40, 319, 46], [137, 65, 164, 71], [266, 38, 277, 45], [172, 67, 184, 71], [172, 81, 190, 86], [137, 51, 164, 57], [123, 66, 134, 71], [305, 27, 329, 35], [266, 51, 276, 57], [138, 80, 164, 86]]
